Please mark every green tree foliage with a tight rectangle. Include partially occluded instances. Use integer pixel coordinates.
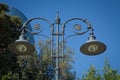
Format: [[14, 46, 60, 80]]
[[82, 65, 102, 80], [103, 58, 120, 80], [0, 3, 22, 54], [0, 3, 22, 79], [0, 3, 9, 12], [1, 52, 40, 80], [38, 40, 77, 80], [16, 53, 39, 80], [82, 58, 120, 80]]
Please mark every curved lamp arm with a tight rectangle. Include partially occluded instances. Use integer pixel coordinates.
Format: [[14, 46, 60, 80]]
[[62, 18, 93, 40], [21, 17, 54, 35]]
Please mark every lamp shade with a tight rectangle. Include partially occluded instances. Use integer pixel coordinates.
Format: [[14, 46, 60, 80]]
[[8, 35, 35, 55], [80, 35, 106, 55]]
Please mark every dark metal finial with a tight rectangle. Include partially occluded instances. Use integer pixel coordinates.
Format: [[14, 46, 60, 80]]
[[55, 11, 61, 25]]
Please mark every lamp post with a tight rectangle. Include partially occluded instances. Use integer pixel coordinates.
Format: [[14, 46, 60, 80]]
[[8, 12, 106, 80]]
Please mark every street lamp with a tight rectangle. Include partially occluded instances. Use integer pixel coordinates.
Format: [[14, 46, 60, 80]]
[[8, 12, 106, 80], [80, 29, 106, 55], [8, 34, 35, 55]]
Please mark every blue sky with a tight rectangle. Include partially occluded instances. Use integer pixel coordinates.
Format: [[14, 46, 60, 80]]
[[1, 0, 120, 78]]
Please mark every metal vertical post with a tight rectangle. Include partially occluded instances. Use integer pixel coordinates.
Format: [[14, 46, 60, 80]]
[[62, 27, 65, 61], [51, 23, 54, 60], [55, 11, 60, 80]]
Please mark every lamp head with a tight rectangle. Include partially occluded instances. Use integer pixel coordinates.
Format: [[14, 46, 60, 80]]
[[8, 35, 35, 55], [80, 34, 106, 55]]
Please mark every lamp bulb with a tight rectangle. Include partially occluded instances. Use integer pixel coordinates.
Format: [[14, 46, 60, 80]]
[[16, 44, 27, 52], [88, 44, 98, 52]]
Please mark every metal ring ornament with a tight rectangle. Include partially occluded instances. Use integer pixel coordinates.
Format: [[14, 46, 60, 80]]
[[73, 24, 82, 33]]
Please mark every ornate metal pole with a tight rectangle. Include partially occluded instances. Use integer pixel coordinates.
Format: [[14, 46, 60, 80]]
[[8, 12, 106, 80]]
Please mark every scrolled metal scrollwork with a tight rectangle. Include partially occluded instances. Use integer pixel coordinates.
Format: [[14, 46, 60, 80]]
[[20, 17, 53, 36], [62, 18, 93, 40]]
